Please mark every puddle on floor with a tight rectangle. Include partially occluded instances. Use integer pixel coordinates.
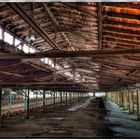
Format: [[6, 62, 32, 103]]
[[67, 105, 79, 111]]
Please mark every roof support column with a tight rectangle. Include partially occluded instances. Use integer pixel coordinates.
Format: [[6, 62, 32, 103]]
[[119, 91, 123, 107], [0, 86, 2, 127], [123, 90, 128, 110], [53, 91, 56, 109], [60, 92, 62, 107], [106, 92, 109, 100], [73, 92, 74, 102], [8, 89, 12, 112], [36, 92, 38, 106], [69, 92, 72, 105], [117, 91, 120, 105], [129, 90, 134, 114], [50, 91, 53, 105], [65, 92, 67, 106], [43, 90, 46, 112], [137, 89, 140, 121], [26, 89, 30, 119]]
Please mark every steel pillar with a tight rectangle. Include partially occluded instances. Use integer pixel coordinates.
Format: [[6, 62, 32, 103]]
[[0, 86, 2, 127], [36, 93, 38, 106], [60, 92, 62, 107], [8, 89, 12, 112], [66, 92, 67, 105], [53, 92, 55, 109], [43, 90, 46, 112], [26, 89, 30, 119], [69, 92, 72, 104], [50, 92, 53, 105]]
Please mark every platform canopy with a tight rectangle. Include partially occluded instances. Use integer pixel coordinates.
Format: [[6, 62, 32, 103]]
[[0, 2, 139, 92]]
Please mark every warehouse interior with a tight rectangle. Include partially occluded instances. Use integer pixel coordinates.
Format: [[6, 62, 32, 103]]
[[0, 2, 140, 138]]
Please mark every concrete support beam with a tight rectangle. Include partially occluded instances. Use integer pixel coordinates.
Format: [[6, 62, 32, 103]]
[[137, 89, 140, 121], [123, 90, 128, 110], [43, 90, 46, 112], [117, 91, 120, 105], [106, 92, 110, 100], [129, 90, 134, 114], [119, 91, 123, 107]]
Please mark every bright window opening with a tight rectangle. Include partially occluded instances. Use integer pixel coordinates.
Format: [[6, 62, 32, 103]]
[[15, 38, 21, 46], [48, 59, 52, 65], [41, 58, 45, 62], [51, 62, 54, 67], [18, 45, 22, 50], [30, 47, 35, 53], [45, 58, 49, 64], [4, 31, 13, 45], [23, 44, 29, 53], [0, 28, 2, 40]]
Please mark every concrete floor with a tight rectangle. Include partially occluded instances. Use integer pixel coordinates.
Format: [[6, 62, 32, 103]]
[[0, 97, 113, 138], [105, 99, 140, 138]]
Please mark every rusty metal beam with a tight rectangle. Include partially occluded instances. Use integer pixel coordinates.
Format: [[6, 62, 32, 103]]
[[0, 81, 98, 86], [1, 49, 140, 59], [8, 3, 76, 68], [98, 3, 102, 50]]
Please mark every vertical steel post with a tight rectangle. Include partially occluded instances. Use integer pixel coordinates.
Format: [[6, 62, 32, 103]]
[[43, 90, 46, 112], [26, 89, 30, 119], [8, 89, 12, 112], [50, 91, 52, 105], [0, 86, 2, 127], [53, 92, 55, 109], [66, 92, 67, 106], [60, 92, 62, 107], [36, 93, 38, 106], [70, 92, 72, 104]]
